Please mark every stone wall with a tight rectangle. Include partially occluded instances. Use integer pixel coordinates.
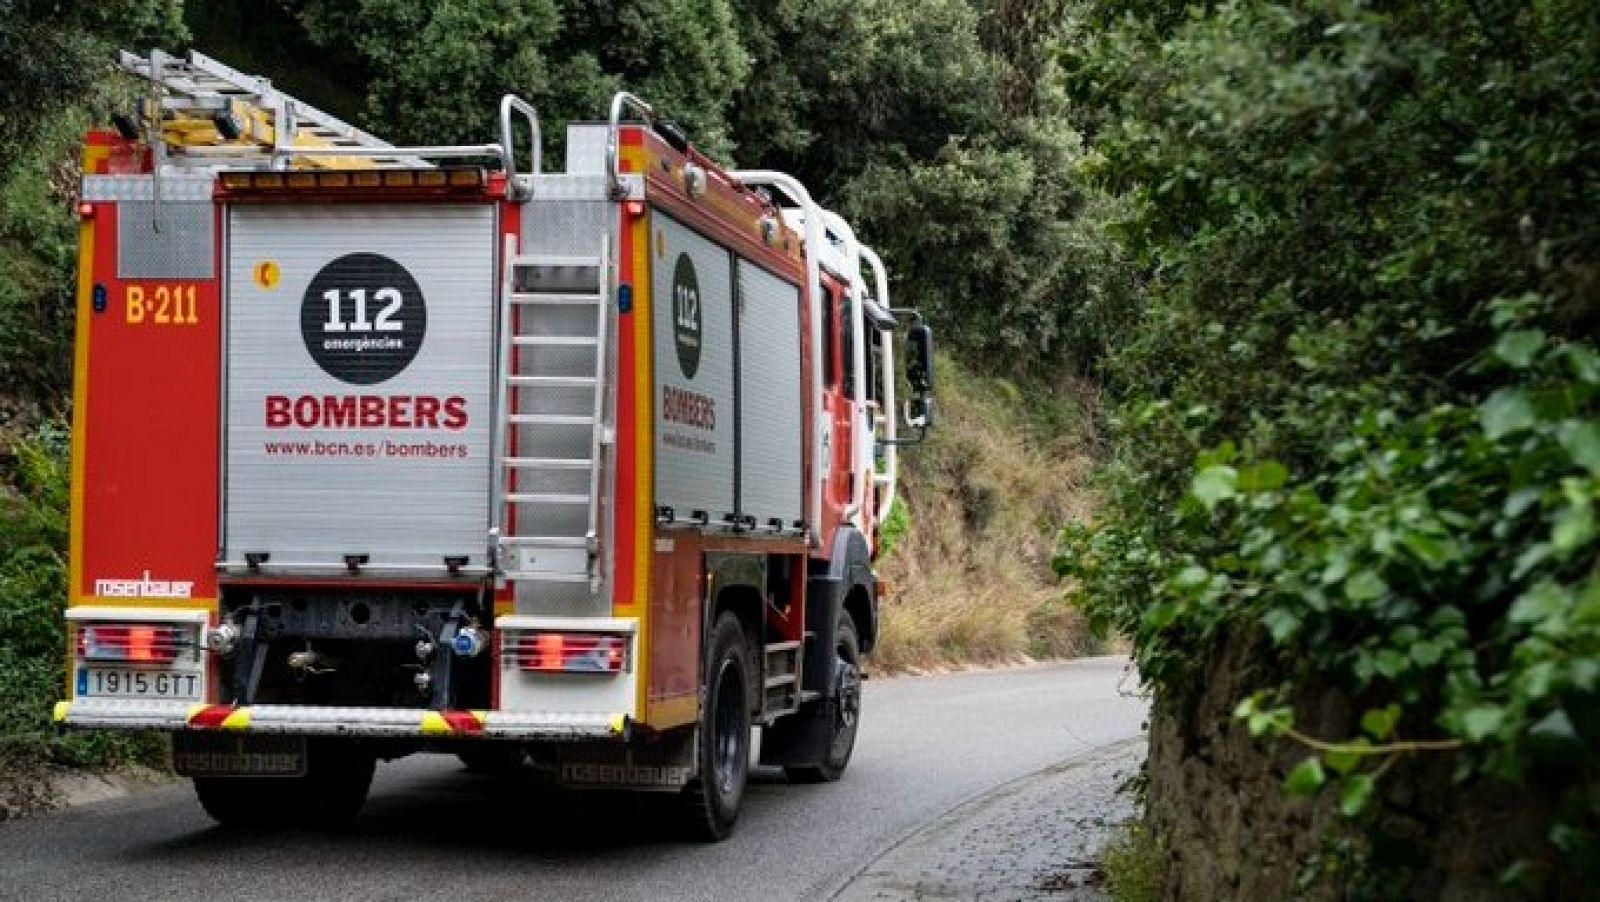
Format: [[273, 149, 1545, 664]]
[[1142, 636, 1579, 900]]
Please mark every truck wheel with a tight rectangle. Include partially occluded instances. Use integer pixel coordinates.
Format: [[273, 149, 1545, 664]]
[[785, 611, 861, 784], [194, 741, 375, 828], [457, 745, 527, 774], [679, 612, 752, 841]]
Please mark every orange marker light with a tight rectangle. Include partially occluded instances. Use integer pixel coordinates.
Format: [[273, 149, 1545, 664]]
[[128, 626, 158, 663]]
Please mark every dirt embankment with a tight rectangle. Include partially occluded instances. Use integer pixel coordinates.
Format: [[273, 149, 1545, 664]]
[[872, 356, 1104, 674]]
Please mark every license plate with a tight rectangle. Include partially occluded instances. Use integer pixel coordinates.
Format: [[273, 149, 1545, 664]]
[[76, 667, 202, 700], [174, 734, 307, 777]]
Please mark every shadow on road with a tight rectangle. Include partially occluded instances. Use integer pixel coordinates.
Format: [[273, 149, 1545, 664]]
[[129, 763, 797, 862]]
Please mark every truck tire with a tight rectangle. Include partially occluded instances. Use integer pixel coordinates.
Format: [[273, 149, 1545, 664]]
[[785, 610, 861, 784], [194, 741, 375, 828], [678, 612, 752, 841]]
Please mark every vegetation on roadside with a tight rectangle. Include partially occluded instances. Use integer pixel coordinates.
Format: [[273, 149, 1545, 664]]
[[0, 426, 166, 773], [1098, 821, 1165, 902], [1055, 0, 1599, 891]]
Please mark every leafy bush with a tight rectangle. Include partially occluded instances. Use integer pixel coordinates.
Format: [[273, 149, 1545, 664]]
[[1056, 0, 1600, 887], [0, 425, 163, 769]]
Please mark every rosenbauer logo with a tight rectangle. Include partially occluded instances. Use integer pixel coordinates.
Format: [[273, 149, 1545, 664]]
[[301, 252, 426, 385]]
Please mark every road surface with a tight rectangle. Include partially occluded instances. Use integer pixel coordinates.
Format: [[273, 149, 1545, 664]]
[[0, 657, 1145, 902]]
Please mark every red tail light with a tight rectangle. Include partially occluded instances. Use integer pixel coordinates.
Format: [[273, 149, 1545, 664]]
[[506, 632, 629, 674], [77, 624, 183, 664]]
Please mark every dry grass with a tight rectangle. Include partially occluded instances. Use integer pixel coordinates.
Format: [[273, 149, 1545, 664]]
[[871, 356, 1103, 674]]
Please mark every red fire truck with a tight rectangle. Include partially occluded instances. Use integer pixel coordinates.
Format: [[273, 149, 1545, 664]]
[[54, 51, 934, 839]]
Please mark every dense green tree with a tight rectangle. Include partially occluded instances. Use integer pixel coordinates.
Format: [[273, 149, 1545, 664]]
[[0, 0, 185, 404]]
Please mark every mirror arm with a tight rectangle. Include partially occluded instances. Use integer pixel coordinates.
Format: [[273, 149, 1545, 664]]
[[880, 427, 929, 448]]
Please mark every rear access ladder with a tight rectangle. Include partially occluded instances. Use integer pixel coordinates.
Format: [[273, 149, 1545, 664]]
[[493, 240, 613, 597]]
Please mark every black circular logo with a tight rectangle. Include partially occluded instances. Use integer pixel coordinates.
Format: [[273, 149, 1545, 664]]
[[300, 253, 426, 385], [671, 253, 701, 379]]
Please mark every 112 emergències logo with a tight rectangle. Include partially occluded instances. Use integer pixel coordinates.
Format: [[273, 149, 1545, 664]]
[[265, 252, 466, 433], [301, 252, 426, 385]]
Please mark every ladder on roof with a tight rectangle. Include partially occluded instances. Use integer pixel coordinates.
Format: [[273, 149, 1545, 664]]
[[119, 49, 430, 170], [492, 239, 614, 599]]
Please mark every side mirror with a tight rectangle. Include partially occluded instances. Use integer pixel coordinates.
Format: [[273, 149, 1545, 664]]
[[905, 396, 935, 430], [906, 322, 934, 396]]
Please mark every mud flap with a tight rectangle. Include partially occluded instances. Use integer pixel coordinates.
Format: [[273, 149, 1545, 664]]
[[553, 731, 696, 792], [174, 732, 307, 777]]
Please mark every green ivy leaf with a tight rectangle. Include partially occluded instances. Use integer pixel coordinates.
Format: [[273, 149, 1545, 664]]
[[1401, 532, 1451, 567], [1528, 708, 1578, 748], [1552, 503, 1595, 555], [1191, 465, 1238, 511], [1462, 706, 1507, 742], [1375, 649, 1409, 678], [1360, 704, 1402, 741], [1284, 757, 1326, 797], [1564, 344, 1600, 384], [1338, 773, 1376, 817], [1557, 422, 1600, 473], [1236, 460, 1289, 492], [1262, 608, 1301, 642], [1479, 388, 1535, 440], [1173, 565, 1210, 590], [1411, 638, 1449, 667], [1509, 582, 1569, 625], [1144, 601, 1182, 630], [1344, 569, 1389, 602], [1493, 330, 1545, 368], [1520, 661, 1557, 700]]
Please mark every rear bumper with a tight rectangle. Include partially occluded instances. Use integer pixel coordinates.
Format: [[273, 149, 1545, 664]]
[[54, 699, 628, 741]]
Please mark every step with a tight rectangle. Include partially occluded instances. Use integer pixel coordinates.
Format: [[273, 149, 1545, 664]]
[[764, 641, 803, 654], [507, 413, 594, 426], [512, 335, 598, 347], [764, 673, 798, 689], [510, 292, 602, 305], [503, 456, 591, 469], [498, 535, 589, 547], [507, 375, 596, 388], [505, 492, 589, 505]]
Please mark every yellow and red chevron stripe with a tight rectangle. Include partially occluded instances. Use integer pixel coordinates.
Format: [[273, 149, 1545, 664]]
[[187, 704, 251, 731], [420, 709, 487, 736]]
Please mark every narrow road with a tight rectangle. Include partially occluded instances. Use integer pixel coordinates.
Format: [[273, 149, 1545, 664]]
[[0, 657, 1145, 902]]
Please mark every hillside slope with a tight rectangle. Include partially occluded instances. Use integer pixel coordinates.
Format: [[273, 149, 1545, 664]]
[[873, 356, 1102, 673]]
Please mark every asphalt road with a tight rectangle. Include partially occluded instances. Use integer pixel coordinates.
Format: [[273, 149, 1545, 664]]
[[0, 657, 1146, 902]]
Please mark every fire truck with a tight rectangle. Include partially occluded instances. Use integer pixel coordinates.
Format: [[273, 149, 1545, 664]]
[[53, 50, 934, 840]]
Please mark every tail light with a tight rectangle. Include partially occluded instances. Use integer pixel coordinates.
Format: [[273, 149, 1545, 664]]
[[503, 632, 630, 674], [77, 623, 185, 665]]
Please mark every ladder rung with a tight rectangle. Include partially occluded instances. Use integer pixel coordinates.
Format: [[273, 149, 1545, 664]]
[[508, 414, 595, 426], [504, 457, 591, 469], [507, 375, 596, 387], [512, 336, 598, 347], [498, 536, 589, 547], [510, 293, 602, 305], [506, 492, 590, 505], [503, 571, 592, 584]]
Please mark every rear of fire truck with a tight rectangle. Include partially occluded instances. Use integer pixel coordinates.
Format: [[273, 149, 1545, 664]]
[[55, 51, 935, 839]]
